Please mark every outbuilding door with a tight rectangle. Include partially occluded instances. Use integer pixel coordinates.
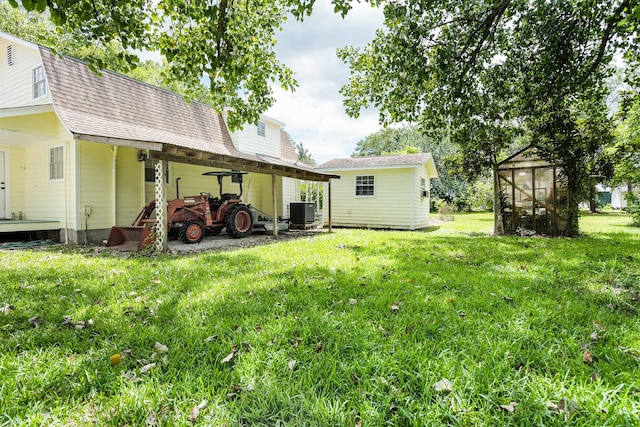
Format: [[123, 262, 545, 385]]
[[0, 151, 5, 218]]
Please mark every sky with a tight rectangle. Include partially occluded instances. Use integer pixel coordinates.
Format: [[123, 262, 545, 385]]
[[265, 1, 385, 165]]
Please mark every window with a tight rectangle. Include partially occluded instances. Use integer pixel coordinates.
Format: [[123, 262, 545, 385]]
[[257, 121, 266, 137], [145, 159, 169, 183], [356, 175, 375, 196], [420, 177, 428, 198], [7, 45, 13, 66], [32, 65, 46, 99], [49, 146, 63, 180]]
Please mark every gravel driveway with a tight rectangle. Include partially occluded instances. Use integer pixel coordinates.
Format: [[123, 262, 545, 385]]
[[167, 228, 326, 254]]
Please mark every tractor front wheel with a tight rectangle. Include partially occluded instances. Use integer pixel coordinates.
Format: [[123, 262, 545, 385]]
[[225, 205, 253, 238], [180, 220, 205, 244]]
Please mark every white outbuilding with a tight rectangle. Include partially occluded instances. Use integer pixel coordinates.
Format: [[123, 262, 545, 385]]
[[317, 153, 438, 230]]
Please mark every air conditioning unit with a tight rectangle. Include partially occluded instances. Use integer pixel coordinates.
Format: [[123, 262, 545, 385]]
[[290, 202, 315, 226]]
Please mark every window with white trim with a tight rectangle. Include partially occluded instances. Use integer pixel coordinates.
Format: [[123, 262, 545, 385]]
[[49, 146, 63, 180], [355, 175, 375, 196], [257, 121, 266, 137], [32, 65, 46, 99]]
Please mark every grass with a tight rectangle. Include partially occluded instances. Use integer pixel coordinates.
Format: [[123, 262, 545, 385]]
[[1, 211, 639, 426]]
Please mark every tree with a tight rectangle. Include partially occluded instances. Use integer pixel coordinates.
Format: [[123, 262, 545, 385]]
[[5, 0, 367, 130], [0, 1, 212, 102], [338, 0, 636, 235], [352, 125, 473, 208], [294, 141, 317, 167]]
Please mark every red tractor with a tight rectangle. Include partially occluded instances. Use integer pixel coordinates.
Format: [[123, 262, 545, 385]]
[[106, 171, 253, 250]]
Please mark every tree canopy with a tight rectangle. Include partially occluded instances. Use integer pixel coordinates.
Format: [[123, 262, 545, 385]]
[[5, 0, 370, 129], [339, 0, 636, 234]]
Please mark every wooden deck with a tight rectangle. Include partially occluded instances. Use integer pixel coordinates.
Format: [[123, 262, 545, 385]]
[[0, 219, 60, 233]]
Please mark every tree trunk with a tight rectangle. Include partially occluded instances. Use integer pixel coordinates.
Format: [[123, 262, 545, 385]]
[[589, 181, 597, 213], [493, 162, 504, 235]]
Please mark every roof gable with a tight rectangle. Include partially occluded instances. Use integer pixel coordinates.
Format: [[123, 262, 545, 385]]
[[40, 47, 239, 156], [318, 153, 438, 177]]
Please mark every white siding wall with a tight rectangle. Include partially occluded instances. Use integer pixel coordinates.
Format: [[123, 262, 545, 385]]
[[412, 167, 431, 229], [231, 120, 281, 157], [323, 166, 433, 230], [0, 37, 52, 108], [116, 147, 144, 225], [281, 177, 298, 218], [78, 141, 114, 230], [22, 140, 68, 221], [323, 168, 414, 229]]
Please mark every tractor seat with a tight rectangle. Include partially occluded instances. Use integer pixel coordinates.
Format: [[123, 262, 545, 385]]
[[221, 193, 239, 202]]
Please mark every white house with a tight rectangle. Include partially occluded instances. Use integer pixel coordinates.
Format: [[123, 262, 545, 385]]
[[317, 153, 438, 230], [0, 32, 336, 244]]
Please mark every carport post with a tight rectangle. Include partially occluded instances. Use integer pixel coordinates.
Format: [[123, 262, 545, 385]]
[[328, 180, 332, 232], [154, 160, 168, 253], [272, 173, 278, 238]]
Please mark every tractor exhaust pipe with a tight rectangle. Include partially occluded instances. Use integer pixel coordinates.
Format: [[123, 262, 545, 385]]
[[176, 177, 181, 199]]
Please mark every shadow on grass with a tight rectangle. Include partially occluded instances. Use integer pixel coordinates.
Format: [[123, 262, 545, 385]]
[[1, 228, 639, 425]]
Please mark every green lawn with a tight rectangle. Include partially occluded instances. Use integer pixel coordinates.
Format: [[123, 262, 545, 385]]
[[1, 212, 639, 426]]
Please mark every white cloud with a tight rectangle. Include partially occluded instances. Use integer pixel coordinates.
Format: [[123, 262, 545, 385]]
[[266, 1, 385, 164]]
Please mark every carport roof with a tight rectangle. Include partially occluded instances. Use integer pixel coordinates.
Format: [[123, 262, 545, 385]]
[[39, 47, 338, 182]]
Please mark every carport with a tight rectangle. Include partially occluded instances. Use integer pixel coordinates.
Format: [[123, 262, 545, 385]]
[[146, 143, 338, 252], [27, 48, 340, 251]]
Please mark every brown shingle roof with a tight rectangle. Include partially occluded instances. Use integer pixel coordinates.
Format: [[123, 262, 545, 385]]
[[280, 130, 299, 162], [37, 47, 339, 180], [318, 153, 433, 169]]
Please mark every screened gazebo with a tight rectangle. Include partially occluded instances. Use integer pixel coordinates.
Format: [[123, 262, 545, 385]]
[[496, 145, 571, 235]]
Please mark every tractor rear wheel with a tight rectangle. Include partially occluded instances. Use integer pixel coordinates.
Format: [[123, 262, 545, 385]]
[[225, 205, 253, 238], [180, 220, 205, 244]]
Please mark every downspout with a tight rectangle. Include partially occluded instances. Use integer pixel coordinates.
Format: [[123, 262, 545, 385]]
[[64, 139, 71, 244], [111, 146, 118, 226]]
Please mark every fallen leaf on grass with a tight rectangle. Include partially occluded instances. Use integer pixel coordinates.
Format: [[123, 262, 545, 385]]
[[221, 352, 235, 364], [390, 303, 400, 313], [110, 353, 122, 366], [589, 331, 598, 341], [28, 316, 43, 327], [433, 378, 452, 393], [288, 360, 297, 370], [151, 279, 161, 284], [140, 363, 156, 374], [503, 296, 514, 303], [349, 298, 357, 305], [155, 342, 168, 353], [355, 416, 362, 427], [188, 400, 207, 422], [583, 351, 594, 364], [146, 411, 158, 427], [1, 304, 15, 314], [548, 398, 582, 420], [315, 342, 324, 352], [499, 402, 518, 413]]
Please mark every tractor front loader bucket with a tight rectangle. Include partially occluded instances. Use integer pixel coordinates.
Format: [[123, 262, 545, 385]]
[[106, 226, 155, 251]]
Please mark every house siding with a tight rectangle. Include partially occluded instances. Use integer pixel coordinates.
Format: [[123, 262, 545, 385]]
[[0, 38, 52, 108], [22, 141, 67, 221], [78, 141, 114, 230], [281, 177, 298, 218], [231, 120, 281, 157], [324, 168, 417, 229], [412, 167, 431, 229], [116, 147, 144, 225]]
